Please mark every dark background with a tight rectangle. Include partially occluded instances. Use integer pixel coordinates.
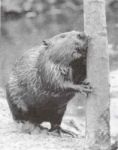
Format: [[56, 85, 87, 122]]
[[0, 0, 118, 87]]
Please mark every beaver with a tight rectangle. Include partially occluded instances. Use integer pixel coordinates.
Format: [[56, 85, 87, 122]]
[[6, 31, 91, 136]]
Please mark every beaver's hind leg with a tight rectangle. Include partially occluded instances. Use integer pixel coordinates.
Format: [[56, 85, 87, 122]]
[[48, 105, 77, 137]]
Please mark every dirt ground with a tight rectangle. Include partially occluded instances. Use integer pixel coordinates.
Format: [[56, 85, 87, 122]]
[[0, 70, 118, 150], [0, 93, 85, 150]]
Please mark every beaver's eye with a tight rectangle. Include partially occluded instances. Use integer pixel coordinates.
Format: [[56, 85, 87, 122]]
[[77, 33, 85, 40], [77, 34, 81, 39]]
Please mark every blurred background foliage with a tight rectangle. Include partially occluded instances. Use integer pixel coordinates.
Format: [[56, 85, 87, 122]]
[[0, 0, 118, 86]]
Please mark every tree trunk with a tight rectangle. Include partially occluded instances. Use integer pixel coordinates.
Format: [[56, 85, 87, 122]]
[[84, 0, 111, 150]]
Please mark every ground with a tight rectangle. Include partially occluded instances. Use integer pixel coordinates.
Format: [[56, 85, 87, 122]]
[[0, 94, 85, 150], [0, 70, 118, 150]]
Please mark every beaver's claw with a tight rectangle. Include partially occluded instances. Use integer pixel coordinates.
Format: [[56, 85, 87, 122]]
[[81, 79, 91, 86], [78, 83, 93, 96], [49, 126, 78, 138]]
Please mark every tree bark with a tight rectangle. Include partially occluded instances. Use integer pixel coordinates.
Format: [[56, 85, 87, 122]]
[[84, 0, 111, 150]]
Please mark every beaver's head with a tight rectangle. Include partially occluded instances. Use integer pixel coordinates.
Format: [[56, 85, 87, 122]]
[[43, 31, 89, 67]]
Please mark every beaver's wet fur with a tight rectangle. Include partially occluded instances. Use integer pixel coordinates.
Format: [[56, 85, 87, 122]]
[[6, 31, 90, 135]]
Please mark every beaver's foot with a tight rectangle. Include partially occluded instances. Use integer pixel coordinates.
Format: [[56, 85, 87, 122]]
[[49, 125, 78, 138]]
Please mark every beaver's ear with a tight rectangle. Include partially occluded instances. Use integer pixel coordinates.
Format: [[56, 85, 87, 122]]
[[42, 40, 50, 47]]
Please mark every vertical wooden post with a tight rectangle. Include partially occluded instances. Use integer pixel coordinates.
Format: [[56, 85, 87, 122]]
[[84, 0, 111, 149]]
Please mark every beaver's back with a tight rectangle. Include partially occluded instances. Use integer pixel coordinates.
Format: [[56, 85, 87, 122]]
[[6, 46, 45, 115]]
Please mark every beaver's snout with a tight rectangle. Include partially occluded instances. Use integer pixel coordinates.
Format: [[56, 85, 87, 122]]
[[75, 42, 88, 58]]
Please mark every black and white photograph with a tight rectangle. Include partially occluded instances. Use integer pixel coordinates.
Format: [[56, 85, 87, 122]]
[[0, 0, 118, 149]]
